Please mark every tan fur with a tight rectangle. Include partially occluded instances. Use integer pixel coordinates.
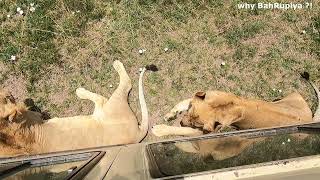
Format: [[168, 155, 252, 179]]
[[153, 84, 319, 160], [0, 90, 27, 122], [181, 91, 312, 132], [0, 61, 150, 157]]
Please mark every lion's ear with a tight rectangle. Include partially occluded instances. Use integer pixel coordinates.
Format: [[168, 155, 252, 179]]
[[195, 91, 206, 100], [8, 110, 17, 122]]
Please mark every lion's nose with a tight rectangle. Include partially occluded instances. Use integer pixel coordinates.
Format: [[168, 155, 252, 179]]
[[180, 121, 186, 127]]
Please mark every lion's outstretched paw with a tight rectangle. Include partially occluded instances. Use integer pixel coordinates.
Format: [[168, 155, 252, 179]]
[[164, 112, 177, 121], [152, 124, 172, 137], [76, 87, 88, 99]]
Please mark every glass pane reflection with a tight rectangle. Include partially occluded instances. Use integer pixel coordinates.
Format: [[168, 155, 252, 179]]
[[148, 133, 320, 177]]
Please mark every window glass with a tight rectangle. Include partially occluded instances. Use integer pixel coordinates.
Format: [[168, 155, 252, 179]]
[[147, 133, 320, 178], [0, 152, 94, 180], [4, 161, 86, 180]]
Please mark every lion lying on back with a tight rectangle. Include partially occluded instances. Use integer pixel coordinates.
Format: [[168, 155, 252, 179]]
[[0, 61, 156, 157]]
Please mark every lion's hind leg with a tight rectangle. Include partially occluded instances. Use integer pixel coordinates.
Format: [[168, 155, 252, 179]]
[[112, 60, 132, 97], [107, 61, 132, 104]]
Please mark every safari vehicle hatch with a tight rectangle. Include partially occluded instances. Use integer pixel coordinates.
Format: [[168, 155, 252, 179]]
[[0, 151, 105, 180], [146, 122, 320, 179]]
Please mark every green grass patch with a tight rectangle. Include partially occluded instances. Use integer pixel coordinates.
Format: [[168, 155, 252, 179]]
[[309, 15, 320, 57], [281, 11, 299, 23], [233, 44, 257, 60], [225, 21, 265, 46]]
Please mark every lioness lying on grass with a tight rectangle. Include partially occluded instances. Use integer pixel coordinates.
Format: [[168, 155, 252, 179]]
[[0, 61, 156, 157], [152, 73, 320, 160]]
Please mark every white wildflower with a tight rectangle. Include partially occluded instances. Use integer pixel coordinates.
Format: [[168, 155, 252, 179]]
[[17, 7, 21, 12], [71, 11, 75, 15], [278, 89, 282, 93], [302, 30, 306, 34], [138, 49, 144, 54], [30, 7, 36, 12], [7, 14, 11, 18], [164, 47, 169, 52], [142, 49, 146, 52], [30, 3, 34, 6], [282, 142, 285, 145], [10, 55, 16, 61], [221, 62, 226, 66], [109, 84, 113, 88], [272, 88, 276, 91], [19, 10, 23, 15], [76, 10, 80, 13], [287, 138, 291, 142]]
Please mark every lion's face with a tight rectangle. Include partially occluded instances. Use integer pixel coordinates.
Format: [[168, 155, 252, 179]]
[[181, 93, 221, 133], [180, 91, 243, 133], [181, 105, 222, 133], [0, 90, 26, 122]]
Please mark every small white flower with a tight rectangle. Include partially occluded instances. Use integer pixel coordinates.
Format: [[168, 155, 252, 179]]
[[164, 47, 169, 52], [76, 10, 80, 13], [30, 3, 34, 6], [30, 7, 36, 12], [272, 88, 276, 91], [7, 14, 11, 18], [19, 10, 23, 15], [142, 49, 146, 52], [139, 68, 143, 72], [138, 49, 144, 54], [287, 138, 291, 142], [221, 62, 226, 66], [302, 30, 306, 34], [17, 7, 21, 12], [10, 55, 16, 61], [109, 84, 113, 88], [282, 142, 285, 145], [278, 89, 282, 93], [71, 11, 75, 15]]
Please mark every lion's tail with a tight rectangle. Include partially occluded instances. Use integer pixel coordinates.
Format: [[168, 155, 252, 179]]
[[310, 81, 320, 121], [137, 65, 158, 142], [301, 72, 320, 121]]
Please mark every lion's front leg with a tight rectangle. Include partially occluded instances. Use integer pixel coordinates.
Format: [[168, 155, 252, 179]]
[[152, 124, 203, 137], [164, 99, 192, 121], [76, 88, 107, 119], [76, 88, 107, 103]]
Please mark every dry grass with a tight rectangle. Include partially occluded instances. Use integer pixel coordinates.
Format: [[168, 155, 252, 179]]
[[1, 1, 320, 142]]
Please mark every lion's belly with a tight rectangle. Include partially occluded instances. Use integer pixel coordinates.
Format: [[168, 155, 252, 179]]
[[39, 120, 138, 153]]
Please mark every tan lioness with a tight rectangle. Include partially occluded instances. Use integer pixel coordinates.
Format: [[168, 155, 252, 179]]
[[0, 60, 154, 157], [152, 76, 319, 159], [155, 76, 319, 134]]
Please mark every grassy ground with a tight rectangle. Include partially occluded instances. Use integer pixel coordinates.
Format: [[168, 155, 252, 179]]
[[1, 0, 320, 141]]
